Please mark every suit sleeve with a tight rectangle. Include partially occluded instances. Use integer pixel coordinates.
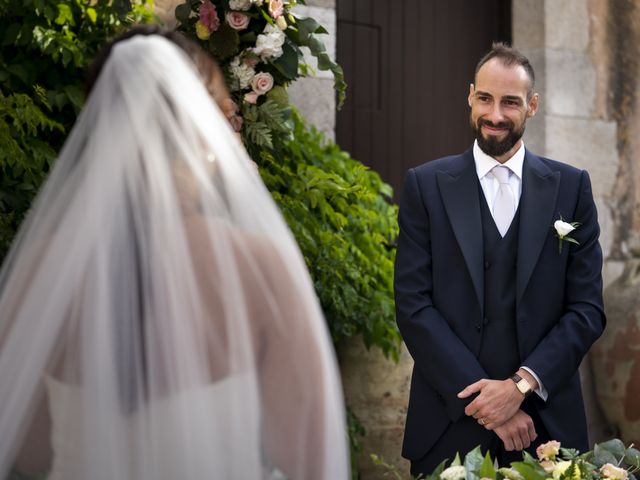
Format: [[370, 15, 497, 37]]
[[522, 170, 606, 397], [394, 168, 488, 422]]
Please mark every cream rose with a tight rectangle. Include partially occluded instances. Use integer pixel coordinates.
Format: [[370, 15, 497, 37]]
[[536, 440, 561, 461], [226, 11, 250, 30], [554, 220, 576, 237], [251, 72, 274, 95], [244, 91, 259, 104], [601, 464, 629, 480]]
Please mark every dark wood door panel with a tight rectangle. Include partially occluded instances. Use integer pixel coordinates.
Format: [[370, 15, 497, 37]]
[[337, 0, 511, 200]]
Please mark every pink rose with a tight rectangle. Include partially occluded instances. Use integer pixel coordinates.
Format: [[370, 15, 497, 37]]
[[268, 0, 284, 19], [251, 72, 274, 95], [225, 11, 250, 30], [244, 91, 259, 104], [199, 0, 220, 33]]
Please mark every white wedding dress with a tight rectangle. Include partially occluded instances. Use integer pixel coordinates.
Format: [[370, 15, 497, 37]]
[[45, 374, 265, 480]]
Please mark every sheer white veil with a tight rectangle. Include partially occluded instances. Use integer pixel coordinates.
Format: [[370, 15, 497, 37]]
[[0, 34, 348, 479]]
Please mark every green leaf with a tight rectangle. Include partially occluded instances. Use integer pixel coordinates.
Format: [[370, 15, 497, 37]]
[[272, 41, 299, 80], [175, 2, 191, 24], [510, 462, 545, 480], [451, 452, 462, 467], [625, 447, 640, 469], [478, 451, 496, 479], [86, 7, 97, 23], [55, 4, 75, 26], [464, 446, 484, 480]]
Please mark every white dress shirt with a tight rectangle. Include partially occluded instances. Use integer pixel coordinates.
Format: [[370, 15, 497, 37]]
[[472, 140, 548, 401]]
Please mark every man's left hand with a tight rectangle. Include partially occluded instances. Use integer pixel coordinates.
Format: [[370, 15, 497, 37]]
[[457, 379, 523, 429]]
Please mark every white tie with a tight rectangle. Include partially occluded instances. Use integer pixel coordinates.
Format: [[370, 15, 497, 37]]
[[492, 166, 515, 237]]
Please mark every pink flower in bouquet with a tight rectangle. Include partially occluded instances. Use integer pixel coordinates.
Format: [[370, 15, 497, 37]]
[[244, 91, 259, 104], [244, 56, 259, 68], [536, 440, 561, 461], [268, 0, 284, 19], [251, 72, 274, 95], [199, 0, 220, 33], [226, 11, 250, 30]]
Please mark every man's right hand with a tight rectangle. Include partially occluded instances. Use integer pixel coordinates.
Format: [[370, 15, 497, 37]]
[[493, 410, 537, 451]]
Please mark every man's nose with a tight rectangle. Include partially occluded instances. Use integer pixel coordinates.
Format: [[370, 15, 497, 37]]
[[486, 103, 506, 124]]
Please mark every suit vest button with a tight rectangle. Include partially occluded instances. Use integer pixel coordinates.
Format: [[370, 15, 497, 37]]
[[475, 322, 482, 332]]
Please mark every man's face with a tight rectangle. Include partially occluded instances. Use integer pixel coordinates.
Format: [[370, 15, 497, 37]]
[[468, 58, 538, 159]]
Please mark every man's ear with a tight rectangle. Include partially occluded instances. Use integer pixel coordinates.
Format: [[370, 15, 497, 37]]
[[468, 83, 475, 107], [527, 93, 539, 118]]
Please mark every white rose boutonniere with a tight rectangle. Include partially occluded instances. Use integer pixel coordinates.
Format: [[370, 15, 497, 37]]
[[554, 216, 581, 254]]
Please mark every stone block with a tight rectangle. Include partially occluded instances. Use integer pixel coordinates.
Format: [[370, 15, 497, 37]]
[[288, 77, 336, 139], [305, 0, 335, 8], [545, 50, 596, 117], [512, 0, 546, 49], [595, 196, 614, 259], [544, 0, 590, 52], [522, 115, 545, 154], [544, 115, 618, 199]]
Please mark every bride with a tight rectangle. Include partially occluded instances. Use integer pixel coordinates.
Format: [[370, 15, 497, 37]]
[[0, 27, 348, 479]]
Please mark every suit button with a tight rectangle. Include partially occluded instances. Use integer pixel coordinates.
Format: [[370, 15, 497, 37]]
[[484, 261, 491, 270], [475, 322, 482, 332], [483, 317, 490, 325]]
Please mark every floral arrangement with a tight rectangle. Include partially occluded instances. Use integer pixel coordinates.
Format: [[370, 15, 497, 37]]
[[424, 439, 640, 480], [174, 0, 345, 154]]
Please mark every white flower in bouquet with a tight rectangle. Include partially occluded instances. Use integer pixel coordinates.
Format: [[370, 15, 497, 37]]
[[229, 0, 252, 11], [440, 465, 466, 480], [251, 0, 265, 5], [229, 56, 256, 90], [601, 463, 629, 480], [253, 23, 286, 60], [498, 467, 525, 480]]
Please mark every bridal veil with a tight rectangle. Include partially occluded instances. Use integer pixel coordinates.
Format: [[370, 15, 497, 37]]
[[0, 34, 348, 479]]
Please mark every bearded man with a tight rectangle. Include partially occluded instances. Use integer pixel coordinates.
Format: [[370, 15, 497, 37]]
[[394, 42, 606, 476]]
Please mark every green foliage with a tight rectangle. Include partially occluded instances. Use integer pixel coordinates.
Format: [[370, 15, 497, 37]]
[[0, 0, 151, 259], [348, 408, 366, 480], [258, 111, 401, 359]]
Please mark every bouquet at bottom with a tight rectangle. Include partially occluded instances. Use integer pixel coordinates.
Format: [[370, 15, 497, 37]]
[[426, 439, 640, 480]]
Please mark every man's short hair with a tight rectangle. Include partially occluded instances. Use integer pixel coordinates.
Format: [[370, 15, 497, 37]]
[[475, 42, 536, 98]]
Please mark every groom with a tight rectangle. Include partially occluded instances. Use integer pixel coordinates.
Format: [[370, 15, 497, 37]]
[[394, 42, 606, 476]]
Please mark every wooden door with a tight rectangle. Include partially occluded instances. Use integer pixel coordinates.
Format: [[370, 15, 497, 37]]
[[336, 0, 512, 200]]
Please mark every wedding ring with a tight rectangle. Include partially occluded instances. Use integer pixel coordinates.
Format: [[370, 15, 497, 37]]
[[478, 418, 486, 426]]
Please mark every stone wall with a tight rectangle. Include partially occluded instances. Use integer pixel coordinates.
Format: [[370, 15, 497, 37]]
[[513, 0, 633, 444]]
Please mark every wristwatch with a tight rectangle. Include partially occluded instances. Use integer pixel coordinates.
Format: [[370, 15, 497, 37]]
[[510, 373, 533, 398]]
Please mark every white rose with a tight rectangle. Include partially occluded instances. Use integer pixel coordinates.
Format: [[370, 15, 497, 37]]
[[554, 220, 576, 237], [229, 0, 252, 11], [440, 465, 466, 480], [250, 0, 264, 5], [229, 56, 256, 90], [251, 72, 274, 95], [252, 24, 286, 60], [601, 464, 629, 480]]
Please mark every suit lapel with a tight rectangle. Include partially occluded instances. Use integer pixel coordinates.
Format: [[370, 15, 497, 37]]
[[436, 151, 484, 316], [517, 151, 561, 304]]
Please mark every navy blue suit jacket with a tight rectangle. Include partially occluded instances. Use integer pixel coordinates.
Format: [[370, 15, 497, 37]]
[[394, 147, 606, 460]]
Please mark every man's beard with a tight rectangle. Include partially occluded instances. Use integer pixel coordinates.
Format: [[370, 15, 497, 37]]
[[471, 116, 526, 157]]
